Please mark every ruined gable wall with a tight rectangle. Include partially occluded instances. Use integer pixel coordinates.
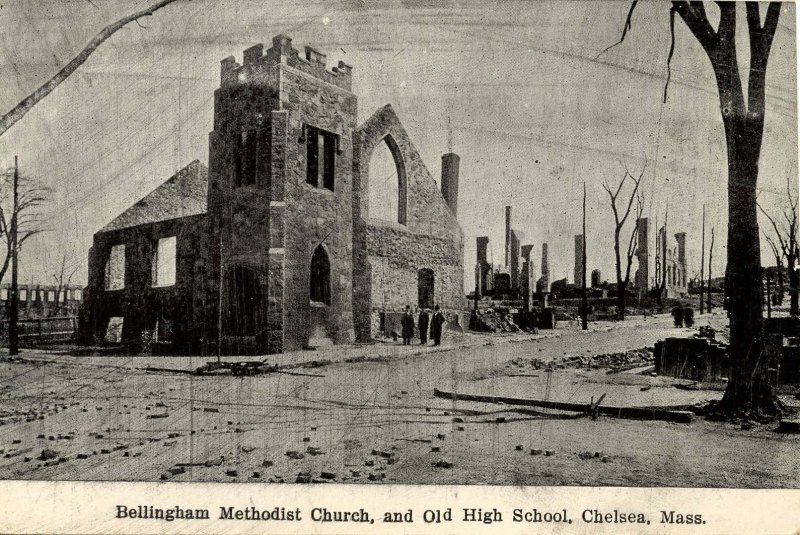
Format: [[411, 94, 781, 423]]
[[80, 214, 205, 351], [353, 105, 464, 338]]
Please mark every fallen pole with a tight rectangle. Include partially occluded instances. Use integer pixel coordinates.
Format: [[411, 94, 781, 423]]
[[432, 388, 694, 423]]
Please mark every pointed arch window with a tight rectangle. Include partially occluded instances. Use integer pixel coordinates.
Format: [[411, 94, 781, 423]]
[[368, 135, 407, 225]]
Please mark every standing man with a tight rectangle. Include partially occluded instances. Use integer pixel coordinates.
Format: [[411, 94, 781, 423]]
[[401, 305, 415, 345], [430, 305, 446, 346], [418, 308, 430, 345]]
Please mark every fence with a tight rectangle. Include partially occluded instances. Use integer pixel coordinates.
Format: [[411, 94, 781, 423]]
[[0, 316, 78, 342]]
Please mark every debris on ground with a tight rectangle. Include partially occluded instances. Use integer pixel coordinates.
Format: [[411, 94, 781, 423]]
[[469, 309, 523, 333], [434, 387, 695, 423], [777, 418, 800, 434], [39, 449, 58, 461], [505, 347, 654, 374]]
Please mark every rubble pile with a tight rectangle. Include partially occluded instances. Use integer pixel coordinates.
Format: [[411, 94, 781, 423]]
[[469, 309, 522, 333], [508, 347, 654, 371], [696, 326, 716, 339]]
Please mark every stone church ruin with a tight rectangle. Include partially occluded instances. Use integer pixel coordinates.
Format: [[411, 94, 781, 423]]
[[79, 35, 463, 355]]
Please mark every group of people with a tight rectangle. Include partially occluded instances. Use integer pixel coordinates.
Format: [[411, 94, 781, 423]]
[[670, 305, 695, 328], [401, 305, 446, 346]]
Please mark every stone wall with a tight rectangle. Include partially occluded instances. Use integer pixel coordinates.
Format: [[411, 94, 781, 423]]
[[353, 104, 464, 339], [203, 77, 280, 354], [80, 214, 205, 352], [278, 64, 357, 351], [204, 36, 358, 354]]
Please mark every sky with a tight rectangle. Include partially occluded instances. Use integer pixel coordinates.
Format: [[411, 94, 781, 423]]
[[0, 0, 797, 289]]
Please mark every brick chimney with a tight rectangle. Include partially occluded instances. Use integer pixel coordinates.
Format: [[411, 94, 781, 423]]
[[505, 205, 512, 268], [440, 153, 460, 217]]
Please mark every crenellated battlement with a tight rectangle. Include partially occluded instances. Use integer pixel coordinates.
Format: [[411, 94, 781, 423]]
[[220, 34, 353, 91]]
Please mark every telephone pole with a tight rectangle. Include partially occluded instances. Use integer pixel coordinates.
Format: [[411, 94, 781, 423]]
[[766, 270, 772, 318], [707, 227, 714, 313], [581, 181, 588, 331], [700, 204, 705, 314], [9, 156, 19, 356]]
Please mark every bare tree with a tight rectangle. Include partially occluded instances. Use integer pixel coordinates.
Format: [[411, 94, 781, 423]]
[[758, 176, 798, 316], [602, 163, 645, 320], [688, 270, 702, 296], [0, 168, 49, 285], [0, 0, 183, 137], [763, 231, 785, 305], [604, 1, 783, 416], [51, 252, 81, 317]]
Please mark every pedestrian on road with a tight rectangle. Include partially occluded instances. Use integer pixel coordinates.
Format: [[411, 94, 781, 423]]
[[401, 305, 415, 345], [418, 308, 430, 344], [430, 305, 446, 346]]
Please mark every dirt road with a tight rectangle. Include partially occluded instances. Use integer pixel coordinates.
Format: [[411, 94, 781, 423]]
[[1, 314, 798, 488]]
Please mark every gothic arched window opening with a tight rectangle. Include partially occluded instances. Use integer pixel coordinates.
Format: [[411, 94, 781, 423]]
[[310, 245, 331, 305]]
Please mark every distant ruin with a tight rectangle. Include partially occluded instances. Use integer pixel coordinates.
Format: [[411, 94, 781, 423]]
[[633, 217, 688, 299]]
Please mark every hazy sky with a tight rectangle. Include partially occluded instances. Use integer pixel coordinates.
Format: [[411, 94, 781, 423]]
[[0, 0, 797, 288]]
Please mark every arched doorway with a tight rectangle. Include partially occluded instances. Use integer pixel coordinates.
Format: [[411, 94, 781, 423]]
[[223, 265, 260, 336], [310, 245, 331, 305], [418, 268, 435, 309]]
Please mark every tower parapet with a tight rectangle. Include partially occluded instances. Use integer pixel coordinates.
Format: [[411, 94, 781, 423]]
[[220, 34, 353, 91]]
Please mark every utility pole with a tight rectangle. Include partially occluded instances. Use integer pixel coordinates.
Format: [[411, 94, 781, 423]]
[[216, 217, 223, 364], [707, 227, 714, 313], [766, 270, 772, 319], [662, 209, 668, 298], [581, 181, 588, 330], [9, 156, 19, 356], [700, 204, 705, 314]]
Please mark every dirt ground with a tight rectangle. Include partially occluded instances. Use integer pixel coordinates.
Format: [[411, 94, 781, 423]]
[[1, 312, 798, 488]]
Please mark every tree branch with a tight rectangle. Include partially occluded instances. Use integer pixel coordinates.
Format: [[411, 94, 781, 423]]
[[664, 5, 678, 103], [747, 2, 782, 115], [619, 163, 646, 229], [0, 0, 184, 137], [672, 1, 718, 54], [759, 202, 789, 256], [595, 1, 639, 59]]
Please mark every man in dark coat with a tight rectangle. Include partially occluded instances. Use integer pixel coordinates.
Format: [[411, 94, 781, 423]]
[[418, 308, 430, 345], [401, 305, 415, 345], [430, 305, 446, 346]]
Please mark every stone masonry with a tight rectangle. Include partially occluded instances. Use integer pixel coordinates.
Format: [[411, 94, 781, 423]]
[[80, 35, 464, 354]]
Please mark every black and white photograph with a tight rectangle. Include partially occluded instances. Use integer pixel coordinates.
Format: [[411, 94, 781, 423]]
[[0, 1, 798, 528]]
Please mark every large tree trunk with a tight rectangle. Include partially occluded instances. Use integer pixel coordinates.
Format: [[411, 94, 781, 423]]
[[616, 282, 627, 320], [682, 2, 784, 418], [716, 114, 780, 416]]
